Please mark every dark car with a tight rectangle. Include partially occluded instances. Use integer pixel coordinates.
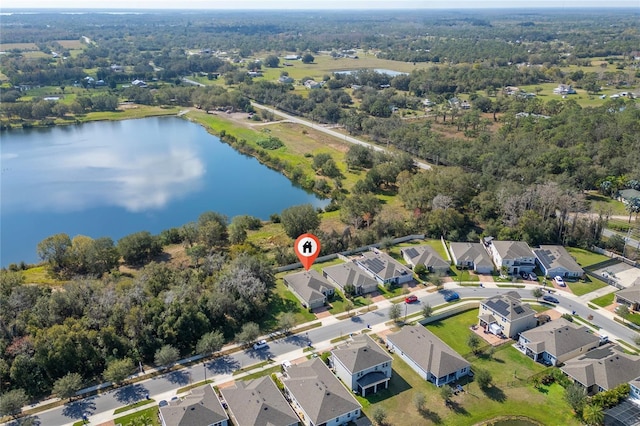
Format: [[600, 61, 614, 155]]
[[543, 295, 559, 304], [444, 292, 460, 302]]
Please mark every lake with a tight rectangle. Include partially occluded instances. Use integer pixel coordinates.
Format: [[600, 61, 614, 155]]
[[333, 68, 408, 77], [0, 117, 328, 266]]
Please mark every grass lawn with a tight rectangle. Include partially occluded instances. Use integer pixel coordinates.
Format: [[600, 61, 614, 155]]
[[425, 308, 479, 355], [113, 399, 155, 415], [359, 332, 579, 425], [565, 247, 610, 267], [22, 265, 69, 285], [586, 191, 628, 215], [567, 276, 608, 297], [591, 293, 615, 308], [113, 406, 160, 426], [270, 279, 317, 325], [449, 268, 480, 282]]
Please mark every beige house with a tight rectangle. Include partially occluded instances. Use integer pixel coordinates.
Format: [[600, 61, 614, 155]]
[[478, 291, 537, 338], [401, 245, 450, 274], [615, 278, 640, 311], [323, 261, 378, 296], [449, 242, 494, 274], [283, 269, 335, 310], [516, 318, 600, 366]]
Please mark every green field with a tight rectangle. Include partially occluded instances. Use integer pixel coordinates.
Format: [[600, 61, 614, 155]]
[[586, 191, 629, 215], [565, 247, 610, 267]]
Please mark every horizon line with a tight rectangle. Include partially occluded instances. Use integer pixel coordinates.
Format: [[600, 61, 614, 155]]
[[2, 6, 639, 10]]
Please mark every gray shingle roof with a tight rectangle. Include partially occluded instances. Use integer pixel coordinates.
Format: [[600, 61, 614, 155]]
[[490, 240, 534, 260], [220, 376, 299, 426], [519, 318, 599, 358], [159, 384, 228, 426], [283, 358, 361, 425], [533, 245, 584, 275], [561, 346, 640, 391], [482, 292, 536, 321], [616, 282, 640, 304], [283, 269, 335, 305], [355, 250, 412, 281], [332, 334, 392, 374], [386, 325, 469, 379], [322, 262, 377, 290], [401, 245, 450, 270], [449, 242, 493, 268]]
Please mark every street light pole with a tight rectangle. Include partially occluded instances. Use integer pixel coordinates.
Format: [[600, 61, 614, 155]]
[[204, 364, 207, 382]]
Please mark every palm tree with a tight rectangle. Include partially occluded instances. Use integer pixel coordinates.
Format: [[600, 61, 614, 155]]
[[582, 403, 604, 426]]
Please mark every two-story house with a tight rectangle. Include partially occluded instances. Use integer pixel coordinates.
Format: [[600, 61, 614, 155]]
[[478, 291, 537, 338], [331, 334, 392, 396], [484, 238, 536, 275]]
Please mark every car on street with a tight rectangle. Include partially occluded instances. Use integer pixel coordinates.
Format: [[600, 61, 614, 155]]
[[554, 276, 565, 287], [528, 272, 537, 281], [253, 339, 268, 350], [543, 295, 559, 304], [405, 295, 418, 303], [444, 292, 460, 302]]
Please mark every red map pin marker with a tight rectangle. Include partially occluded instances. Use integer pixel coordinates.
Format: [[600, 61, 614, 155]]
[[294, 233, 321, 271]]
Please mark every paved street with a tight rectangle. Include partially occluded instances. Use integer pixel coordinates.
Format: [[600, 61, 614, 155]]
[[7, 281, 638, 426]]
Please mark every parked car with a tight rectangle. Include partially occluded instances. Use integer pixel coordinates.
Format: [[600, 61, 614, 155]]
[[528, 272, 538, 281], [520, 271, 528, 279], [253, 339, 268, 350], [543, 295, 559, 304], [158, 400, 168, 407], [405, 295, 418, 304], [444, 292, 460, 302], [554, 276, 565, 287]]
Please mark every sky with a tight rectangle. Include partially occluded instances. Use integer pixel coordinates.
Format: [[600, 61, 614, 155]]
[[1, 0, 639, 9]]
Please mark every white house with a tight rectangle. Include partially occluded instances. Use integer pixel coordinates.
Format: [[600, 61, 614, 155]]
[[449, 242, 494, 274], [331, 334, 392, 396], [484, 238, 536, 275], [355, 249, 413, 286]]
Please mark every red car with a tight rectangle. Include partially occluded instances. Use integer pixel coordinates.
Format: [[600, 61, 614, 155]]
[[405, 295, 418, 303]]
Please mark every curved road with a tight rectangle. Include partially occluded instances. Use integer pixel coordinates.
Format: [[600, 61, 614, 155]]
[[16, 286, 638, 426], [250, 102, 433, 170]]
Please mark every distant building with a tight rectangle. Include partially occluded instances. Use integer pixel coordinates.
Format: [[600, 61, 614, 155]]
[[553, 84, 576, 95]]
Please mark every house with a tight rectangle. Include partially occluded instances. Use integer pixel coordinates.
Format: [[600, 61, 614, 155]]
[[516, 318, 600, 366], [561, 345, 640, 394], [283, 269, 335, 310], [110, 64, 124, 72], [401, 245, 450, 274], [422, 98, 434, 107], [618, 188, 640, 204], [449, 242, 494, 274], [604, 398, 640, 426], [247, 71, 262, 77], [159, 385, 228, 426], [484, 239, 536, 275], [631, 377, 640, 401], [355, 249, 413, 286], [478, 291, 537, 338], [220, 376, 299, 426], [386, 325, 470, 387], [615, 279, 640, 311], [131, 79, 147, 88], [553, 84, 576, 95], [278, 75, 294, 84], [283, 54, 300, 60], [533, 245, 584, 278], [304, 80, 321, 89], [282, 358, 362, 426], [322, 261, 378, 296], [331, 334, 392, 396]]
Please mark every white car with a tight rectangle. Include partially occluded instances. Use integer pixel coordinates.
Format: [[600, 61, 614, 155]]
[[554, 276, 565, 287], [253, 339, 268, 350]]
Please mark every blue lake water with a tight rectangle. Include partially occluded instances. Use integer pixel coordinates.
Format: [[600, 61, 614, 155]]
[[333, 68, 408, 77], [0, 116, 327, 266]]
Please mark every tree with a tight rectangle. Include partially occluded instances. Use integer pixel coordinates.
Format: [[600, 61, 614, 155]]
[[196, 331, 225, 356], [389, 303, 402, 323], [616, 304, 630, 323], [103, 358, 134, 384], [235, 322, 260, 346], [52, 372, 83, 400], [280, 204, 320, 239], [154, 345, 180, 368], [228, 223, 247, 245], [301, 53, 315, 64], [440, 385, 454, 405], [264, 55, 280, 68], [278, 312, 296, 334], [371, 406, 387, 426], [413, 391, 426, 412], [413, 263, 427, 278], [475, 368, 492, 389], [344, 299, 355, 316], [0, 389, 28, 417], [421, 302, 433, 318], [117, 231, 162, 266], [582, 403, 604, 426], [564, 383, 587, 413], [467, 333, 481, 354], [86, 237, 119, 276], [37, 233, 72, 275], [532, 287, 543, 301]]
